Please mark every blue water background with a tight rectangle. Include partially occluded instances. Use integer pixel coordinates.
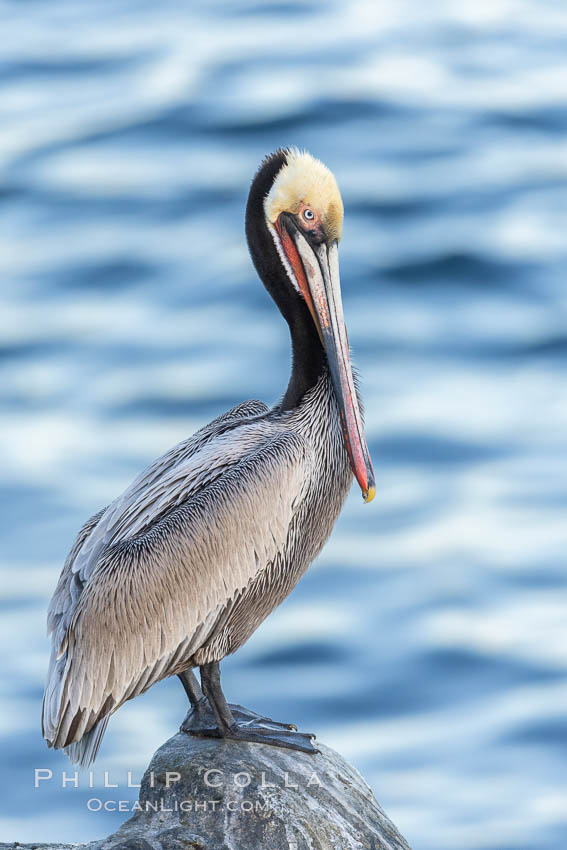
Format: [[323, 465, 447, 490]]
[[1, 1, 566, 847]]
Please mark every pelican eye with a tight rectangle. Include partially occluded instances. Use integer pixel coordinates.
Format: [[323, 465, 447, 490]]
[[303, 208, 314, 221]]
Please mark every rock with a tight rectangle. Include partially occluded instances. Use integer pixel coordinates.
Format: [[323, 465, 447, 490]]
[[2, 732, 411, 850]]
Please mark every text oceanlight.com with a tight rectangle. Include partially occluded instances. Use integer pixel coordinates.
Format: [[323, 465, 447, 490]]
[[86, 798, 272, 813]]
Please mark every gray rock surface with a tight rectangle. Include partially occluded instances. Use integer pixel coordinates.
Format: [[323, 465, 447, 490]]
[[2, 732, 411, 850]]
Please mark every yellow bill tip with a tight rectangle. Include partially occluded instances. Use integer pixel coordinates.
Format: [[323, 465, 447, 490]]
[[363, 483, 376, 504]]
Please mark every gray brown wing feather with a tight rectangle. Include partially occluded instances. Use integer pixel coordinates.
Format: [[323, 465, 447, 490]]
[[47, 508, 107, 634], [43, 399, 268, 753], [46, 399, 268, 650], [67, 400, 270, 596], [43, 430, 308, 758], [42, 507, 107, 742]]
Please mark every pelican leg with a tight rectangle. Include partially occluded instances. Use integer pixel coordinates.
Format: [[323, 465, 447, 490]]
[[179, 669, 213, 732], [179, 668, 203, 704], [178, 668, 296, 734], [193, 662, 318, 754]]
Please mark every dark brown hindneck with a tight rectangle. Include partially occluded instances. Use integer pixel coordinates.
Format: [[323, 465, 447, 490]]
[[245, 150, 325, 412]]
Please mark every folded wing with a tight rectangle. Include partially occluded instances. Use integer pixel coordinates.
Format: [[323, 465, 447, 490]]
[[42, 425, 308, 766]]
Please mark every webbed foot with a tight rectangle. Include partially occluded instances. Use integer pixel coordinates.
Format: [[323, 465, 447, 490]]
[[228, 703, 298, 731], [190, 721, 318, 754], [180, 698, 214, 733], [181, 699, 299, 733]]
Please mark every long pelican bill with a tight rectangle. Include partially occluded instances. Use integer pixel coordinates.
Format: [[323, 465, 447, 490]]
[[276, 214, 376, 502]]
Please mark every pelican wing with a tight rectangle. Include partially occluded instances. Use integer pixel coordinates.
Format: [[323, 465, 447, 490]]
[[43, 426, 309, 764], [43, 398, 269, 755], [46, 399, 269, 655]]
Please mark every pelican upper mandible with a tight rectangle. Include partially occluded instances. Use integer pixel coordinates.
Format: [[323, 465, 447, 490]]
[[42, 148, 375, 765]]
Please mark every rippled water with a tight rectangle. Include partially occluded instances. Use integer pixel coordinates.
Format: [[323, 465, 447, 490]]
[[2, 1, 567, 848]]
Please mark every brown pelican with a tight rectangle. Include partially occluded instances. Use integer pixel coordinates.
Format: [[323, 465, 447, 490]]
[[42, 148, 375, 766]]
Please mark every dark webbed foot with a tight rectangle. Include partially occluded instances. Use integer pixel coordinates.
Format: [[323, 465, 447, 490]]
[[180, 697, 215, 733], [190, 722, 318, 754], [181, 700, 298, 734], [182, 662, 318, 754], [228, 703, 298, 731]]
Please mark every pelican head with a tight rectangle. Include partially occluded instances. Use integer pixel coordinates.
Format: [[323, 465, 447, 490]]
[[246, 148, 375, 504], [264, 148, 344, 243]]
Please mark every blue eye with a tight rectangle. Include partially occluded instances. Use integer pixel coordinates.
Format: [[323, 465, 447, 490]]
[[303, 209, 314, 221]]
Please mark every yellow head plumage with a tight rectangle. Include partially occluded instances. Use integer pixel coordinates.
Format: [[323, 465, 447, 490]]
[[264, 149, 344, 242]]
